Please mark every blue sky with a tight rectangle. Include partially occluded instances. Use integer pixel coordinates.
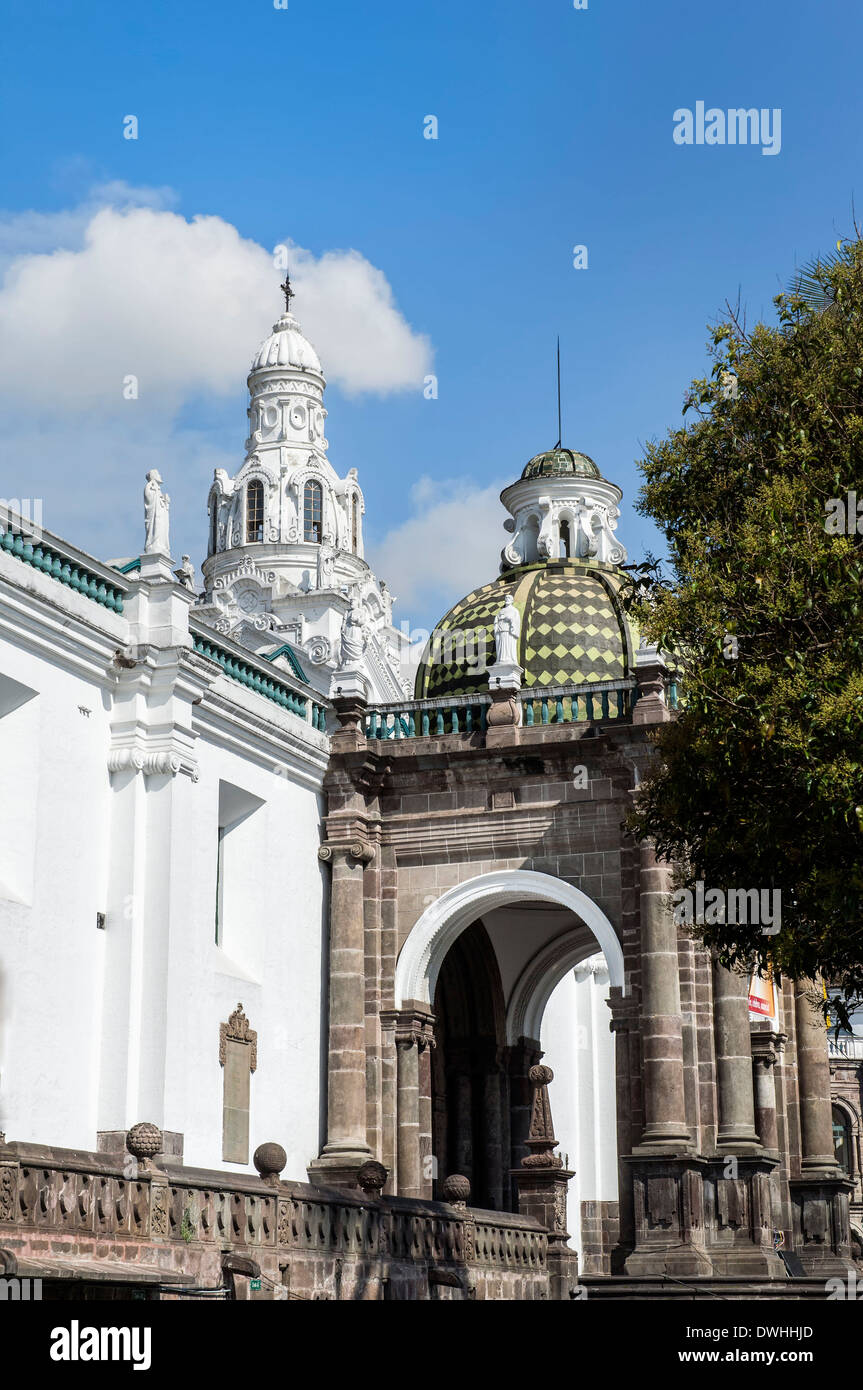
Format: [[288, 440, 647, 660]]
[[2, 0, 862, 633]]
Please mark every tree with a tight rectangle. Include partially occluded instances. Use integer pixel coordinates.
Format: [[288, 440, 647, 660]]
[[625, 237, 863, 1025]]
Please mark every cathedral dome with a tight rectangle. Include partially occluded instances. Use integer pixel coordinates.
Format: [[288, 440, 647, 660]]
[[521, 446, 601, 480], [414, 561, 634, 700], [250, 312, 322, 376]]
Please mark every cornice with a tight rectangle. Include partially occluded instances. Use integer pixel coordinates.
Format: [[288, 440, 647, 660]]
[[0, 561, 127, 688]]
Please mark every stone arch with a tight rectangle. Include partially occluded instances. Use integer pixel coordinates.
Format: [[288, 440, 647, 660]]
[[394, 868, 625, 1012]]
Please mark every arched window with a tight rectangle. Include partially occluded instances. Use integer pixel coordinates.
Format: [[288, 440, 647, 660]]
[[246, 480, 264, 543], [351, 494, 360, 553], [209, 498, 219, 555], [559, 519, 571, 559], [304, 479, 323, 543], [833, 1105, 853, 1173]]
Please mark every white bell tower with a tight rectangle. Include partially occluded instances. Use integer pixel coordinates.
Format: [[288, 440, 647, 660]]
[[196, 281, 409, 700]]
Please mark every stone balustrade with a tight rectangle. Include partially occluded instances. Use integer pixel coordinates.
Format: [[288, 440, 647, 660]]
[[365, 677, 639, 743], [0, 1138, 551, 1301]]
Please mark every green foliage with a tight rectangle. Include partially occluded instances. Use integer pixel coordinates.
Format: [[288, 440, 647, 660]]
[[625, 237, 863, 1025]]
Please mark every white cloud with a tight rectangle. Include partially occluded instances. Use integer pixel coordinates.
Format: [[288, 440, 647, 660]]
[[369, 475, 508, 636], [0, 182, 178, 268], [0, 190, 432, 412]]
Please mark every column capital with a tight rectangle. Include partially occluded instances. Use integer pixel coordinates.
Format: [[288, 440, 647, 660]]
[[382, 1005, 435, 1050], [318, 839, 375, 865], [750, 1025, 787, 1065]]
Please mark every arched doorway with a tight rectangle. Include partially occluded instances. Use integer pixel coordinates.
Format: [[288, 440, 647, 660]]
[[395, 870, 625, 1224], [430, 920, 508, 1209]]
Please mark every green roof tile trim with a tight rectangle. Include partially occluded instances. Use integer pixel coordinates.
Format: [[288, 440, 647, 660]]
[[0, 526, 126, 613], [415, 561, 633, 700], [263, 642, 308, 682], [112, 558, 142, 574], [192, 632, 327, 729]]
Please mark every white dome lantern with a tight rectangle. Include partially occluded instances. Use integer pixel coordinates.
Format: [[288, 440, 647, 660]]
[[250, 311, 323, 377]]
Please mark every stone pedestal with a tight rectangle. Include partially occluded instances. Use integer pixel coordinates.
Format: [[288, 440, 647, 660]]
[[625, 1154, 712, 1277], [632, 646, 672, 725], [485, 663, 522, 748], [511, 1064, 578, 1296], [705, 1155, 786, 1277], [328, 681, 368, 753]]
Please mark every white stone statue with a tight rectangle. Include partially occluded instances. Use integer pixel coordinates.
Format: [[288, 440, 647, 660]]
[[174, 555, 195, 590], [494, 594, 521, 666], [144, 470, 171, 555], [338, 598, 368, 669], [317, 542, 336, 589]]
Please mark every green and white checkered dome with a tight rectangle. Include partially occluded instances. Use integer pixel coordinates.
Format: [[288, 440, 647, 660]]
[[414, 559, 636, 700]]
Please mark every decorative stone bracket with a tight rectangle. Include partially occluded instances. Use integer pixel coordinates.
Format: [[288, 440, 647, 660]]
[[108, 744, 199, 781]]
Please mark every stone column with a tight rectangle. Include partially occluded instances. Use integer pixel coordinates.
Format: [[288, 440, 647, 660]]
[[796, 982, 838, 1170], [626, 846, 711, 1277], [713, 958, 760, 1149], [308, 842, 373, 1188], [751, 1023, 788, 1246], [750, 1024, 785, 1155], [789, 980, 853, 1272], [396, 1029, 421, 1199], [637, 843, 690, 1147], [418, 1039, 434, 1200], [392, 1007, 434, 1199]]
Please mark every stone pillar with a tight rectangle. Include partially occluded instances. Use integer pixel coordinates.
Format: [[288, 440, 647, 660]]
[[391, 1007, 434, 1199], [704, 963, 785, 1277], [750, 1024, 785, 1155], [796, 982, 838, 1170], [607, 990, 638, 1265], [626, 845, 711, 1277], [631, 646, 673, 726], [418, 1038, 434, 1200], [485, 663, 522, 749], [396, 1029, 420, 1199], [789, 981, 852, 1272], [713, 958, 760, 1149], [637, 844, 690, 1147], [308, 842, 374, 1188], [751, 1024, 788, 1246]]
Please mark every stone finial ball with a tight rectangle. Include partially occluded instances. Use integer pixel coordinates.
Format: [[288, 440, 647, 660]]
[[529, 1064, 554, 1086], [442, 1173, 471, 1206], [253, 1142, 287, 1179], [357, 1160, 388, 1196], [126, 1122, 163, 1161]]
